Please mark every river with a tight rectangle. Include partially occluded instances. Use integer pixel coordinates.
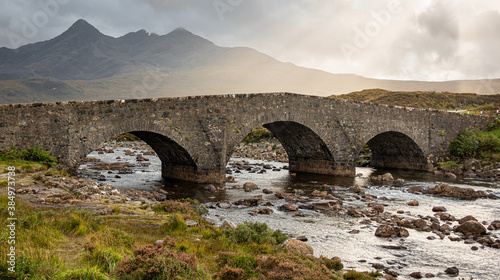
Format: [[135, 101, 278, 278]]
[[79, 143, 500, 279]]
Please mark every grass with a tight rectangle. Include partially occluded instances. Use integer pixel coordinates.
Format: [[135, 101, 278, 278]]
[[449, 119, 500, 161], [0, 194, 363, 279], [0, 146, 57, 168], [333, 88, 500, 115]]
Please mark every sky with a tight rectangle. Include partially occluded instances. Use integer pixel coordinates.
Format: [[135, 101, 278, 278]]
[[1, 0, 499, 82]]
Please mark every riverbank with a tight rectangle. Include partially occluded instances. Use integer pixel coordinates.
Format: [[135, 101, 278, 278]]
[[1, 160, 389, 280]]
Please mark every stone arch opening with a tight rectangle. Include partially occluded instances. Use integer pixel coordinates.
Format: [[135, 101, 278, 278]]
[[78, 131, 199, 186], [364, 131, 428, 170], [263, 122, 335, 174], [227, 121, 337, 176]]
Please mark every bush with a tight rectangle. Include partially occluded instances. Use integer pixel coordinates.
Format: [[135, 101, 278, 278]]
[[231, 222, 288, 245], [23, 146, 57, 167], [449, 130, 479, 159], [217, 252, 258, 278], [0, 145, 57, 167], [115, 245, 201, 280], [163, 213, 187, 232]]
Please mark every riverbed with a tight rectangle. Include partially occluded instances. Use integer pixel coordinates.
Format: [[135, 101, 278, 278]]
[[79, 143, 500, 279]]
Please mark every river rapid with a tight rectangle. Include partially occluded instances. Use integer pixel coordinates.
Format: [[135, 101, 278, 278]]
[[79, 142, 500, 279]]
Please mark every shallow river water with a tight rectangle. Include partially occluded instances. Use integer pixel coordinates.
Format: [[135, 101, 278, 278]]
[[79, 145, 500, 279]]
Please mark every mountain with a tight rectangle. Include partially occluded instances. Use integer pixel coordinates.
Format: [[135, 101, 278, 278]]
[[0, 19, 499, 104]]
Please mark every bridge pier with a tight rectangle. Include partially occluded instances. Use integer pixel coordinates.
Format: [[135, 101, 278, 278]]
[[288, 158, 355, 177], [161, 162, 225, 184]]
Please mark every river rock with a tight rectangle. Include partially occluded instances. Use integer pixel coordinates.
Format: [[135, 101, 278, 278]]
[[458, 215, 478, 224], [280, 204, 298, 212], [282, 239, 314, 256], [234, 195, 262, 206], [90, 162, 134, 170], [258, 207, 273, 215], [381, 173, 394, 181], [221, 220, 236, 230], [262, 188, 273, 194], [204, 184, 217, 192], [409, 272, 422, 278], [407, 200, 419, 206], [408, 186, 423, 194], [444, 267, 459, 277], [296, 235, 308, 242], [186, 219, 198, 227], [455, 221, 486, 234], [375, 224, 394, 237], [371, 203, 385, 213], [489, 220, 500, 230], [311, 190, 327, 197], [412, 219, 427, 229], [243, 182, 259, 192], [432, 206, 447, 212], [464, 159, 481, 171], [444, 172, 457, 179], [424, 184, 497, 200]]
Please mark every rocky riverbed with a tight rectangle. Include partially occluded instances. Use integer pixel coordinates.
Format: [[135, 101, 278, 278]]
[[7, 140, 499, 279]]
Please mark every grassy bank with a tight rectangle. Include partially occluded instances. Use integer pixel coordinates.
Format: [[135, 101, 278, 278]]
[[333, 88, 500, 115], [0, 158, 382, 279], [0, 195, 385, 279]]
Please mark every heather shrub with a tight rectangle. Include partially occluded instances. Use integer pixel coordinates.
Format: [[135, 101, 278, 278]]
[[231, 222, 288, 245], [115, 244, 201, 280], [216, 252, 258, 279], [254, 252, 340, 280]]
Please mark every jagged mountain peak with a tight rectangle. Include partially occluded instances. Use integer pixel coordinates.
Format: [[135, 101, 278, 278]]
[[60, 19, 103, 39]]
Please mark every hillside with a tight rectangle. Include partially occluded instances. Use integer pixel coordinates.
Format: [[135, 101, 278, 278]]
[[1, 19, 500, 104], [334, 89, 500, 115]]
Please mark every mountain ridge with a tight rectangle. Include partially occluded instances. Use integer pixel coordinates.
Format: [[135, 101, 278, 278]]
[[0, 19, 499, 104]]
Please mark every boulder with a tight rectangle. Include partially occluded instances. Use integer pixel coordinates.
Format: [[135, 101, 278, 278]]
[[455, 221, 486, 234], [381, 173, 394, 181], [424, 184, 498, 200], [443, 172, 457, 179], [464, 159, 481, 171], [432, 206, 447, 212], [409, 272, 422, 279], [282, 239, 314, 256], [407, 200, 419, 206], [413, 219, 427, 229], [457, 215, 478, 224], [204, 184, 217, 192], [444, 267, 459, 277], [243, 182, 259, 192], [280, 204, 298, 212], [375, 224, 394, 237], [221, 220, 236, 230], [234, 195, 262, 206]]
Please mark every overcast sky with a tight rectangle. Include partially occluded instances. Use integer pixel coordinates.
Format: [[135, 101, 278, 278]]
[[1, 0, 499, 81]]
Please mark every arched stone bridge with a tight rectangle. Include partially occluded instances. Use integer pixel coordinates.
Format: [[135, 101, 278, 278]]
[[0, 93, 495, 183]]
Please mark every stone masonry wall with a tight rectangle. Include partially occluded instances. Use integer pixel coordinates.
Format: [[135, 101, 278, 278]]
[[0, 93, 495, 183]]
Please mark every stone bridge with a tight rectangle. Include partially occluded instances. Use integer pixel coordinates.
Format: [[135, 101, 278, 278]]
[[0, 93, 495, 183]]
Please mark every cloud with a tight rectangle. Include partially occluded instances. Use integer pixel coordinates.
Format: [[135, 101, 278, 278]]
[[0, 0, 499, 81]]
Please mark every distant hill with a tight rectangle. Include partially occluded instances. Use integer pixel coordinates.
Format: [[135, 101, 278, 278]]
[[1, 19, 500, 104], [334, 89, 500, 115]]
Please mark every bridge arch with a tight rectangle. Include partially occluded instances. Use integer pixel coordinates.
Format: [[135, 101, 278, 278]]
[[72, 119, 214, 183], [359, 131, 428, 170], [226, 120, 341, 176]]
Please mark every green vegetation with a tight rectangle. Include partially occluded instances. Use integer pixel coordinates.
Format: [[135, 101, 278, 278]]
[[242, 127, 274, 143], [2, 192, 378, 279], [333, 88, 500, 114], [449, 120, 500, 160], [112, 133, 140, 142], [0, 146, 57, 168]]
